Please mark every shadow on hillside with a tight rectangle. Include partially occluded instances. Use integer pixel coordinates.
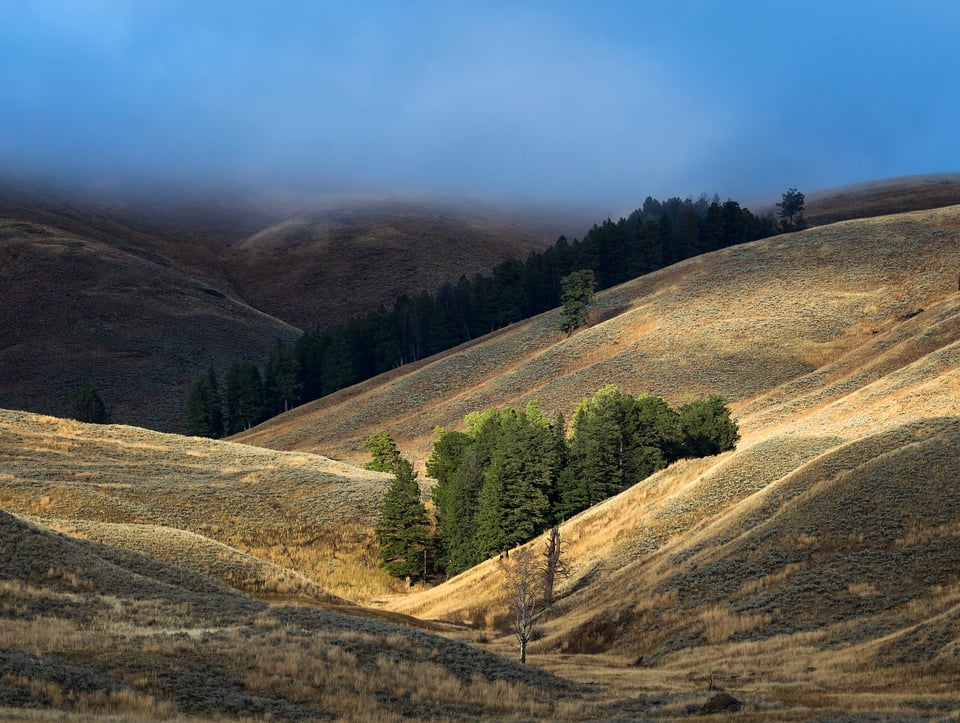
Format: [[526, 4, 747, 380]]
[[565, 562, 603, 597], [590, 305, 631, 326]]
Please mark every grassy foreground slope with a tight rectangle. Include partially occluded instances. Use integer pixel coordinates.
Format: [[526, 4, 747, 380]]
[[0, 510, 588, 721]]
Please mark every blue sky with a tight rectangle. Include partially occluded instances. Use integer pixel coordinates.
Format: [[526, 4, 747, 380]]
[[1, 1, 958, 208]]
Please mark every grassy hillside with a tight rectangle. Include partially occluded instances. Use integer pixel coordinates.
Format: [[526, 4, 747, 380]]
[[0, 410, 398, 601], [0, 510, 589, 721]]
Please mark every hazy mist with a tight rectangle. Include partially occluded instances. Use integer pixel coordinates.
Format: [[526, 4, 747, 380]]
[[2, 1, 958, 207]]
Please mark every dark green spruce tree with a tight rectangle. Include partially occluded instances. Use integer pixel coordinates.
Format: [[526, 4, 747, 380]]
[[427, 427, 472, 575], [376, 457, 432, 581], [69, 384, 110, 424], [677, 395, 740, 457], [184, 367, 223, 438], [559, 269, 596, 334], [264, 340, 302, 415], [473, 403, 564, 560], [558, 385, 679, 519]]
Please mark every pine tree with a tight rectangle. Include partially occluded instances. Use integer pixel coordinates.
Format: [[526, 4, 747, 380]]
[[559, 385, 677, 518], [776, 188, 806, 231], [376, 458, 432, 580], [184, 367, 223, 438], [443, 447, 486, 575], [559, 269, 596, 334], [677, 395, 740, 457], [264, 340, 302, 415], [427, 428, 472, 574], [363, 431, 403, 473], [473, 465, 507, 561], [473, 405, 561, 558]]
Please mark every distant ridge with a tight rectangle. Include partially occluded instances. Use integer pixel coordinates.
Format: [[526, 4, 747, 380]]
[[0, 182, 588, 430], [803, 172, 960, 225]]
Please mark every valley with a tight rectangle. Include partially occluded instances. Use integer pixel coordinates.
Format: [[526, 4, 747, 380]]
[[1, 180, 959, 719]]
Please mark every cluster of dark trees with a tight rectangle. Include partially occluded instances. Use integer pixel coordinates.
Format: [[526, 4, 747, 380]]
[[68, 384, 110, 424], [183, 341, 301, 437], [184, 191, 801, 436], [374, 385, 739, 582]]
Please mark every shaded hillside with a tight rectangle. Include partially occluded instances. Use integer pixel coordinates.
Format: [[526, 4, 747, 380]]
[[234, 204, 960, 468], [803, 172, 960, 226], [223, 196, 589, 329], [0, 217, 299, 430], [0, 181, 587, 431]]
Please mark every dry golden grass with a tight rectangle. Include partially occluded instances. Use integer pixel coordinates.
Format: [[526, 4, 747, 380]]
[[0, 511, 591, 721]]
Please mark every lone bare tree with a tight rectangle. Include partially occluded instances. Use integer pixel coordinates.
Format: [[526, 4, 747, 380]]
[[503, 547, 543, 664], [541, 524, 568, 606], [503, 526, 568, 663]]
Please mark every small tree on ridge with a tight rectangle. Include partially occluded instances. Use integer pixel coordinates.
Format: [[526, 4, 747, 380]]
[[559, 269, 596, 334]]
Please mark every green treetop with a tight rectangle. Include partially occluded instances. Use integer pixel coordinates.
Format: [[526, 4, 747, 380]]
[[363, 431, 403, 473]]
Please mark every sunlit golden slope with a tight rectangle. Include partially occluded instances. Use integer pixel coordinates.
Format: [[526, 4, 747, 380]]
[[0, 410, 399, 601], [235, 204, 960, 470]]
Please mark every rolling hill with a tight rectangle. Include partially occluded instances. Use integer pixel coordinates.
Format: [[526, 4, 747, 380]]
[[0, 508, 584, 721], [1, 181, 959, 719]]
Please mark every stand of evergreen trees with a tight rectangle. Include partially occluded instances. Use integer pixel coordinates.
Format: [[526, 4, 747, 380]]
[[184, 194, 775, 437], [423, 386, 739, 579]]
